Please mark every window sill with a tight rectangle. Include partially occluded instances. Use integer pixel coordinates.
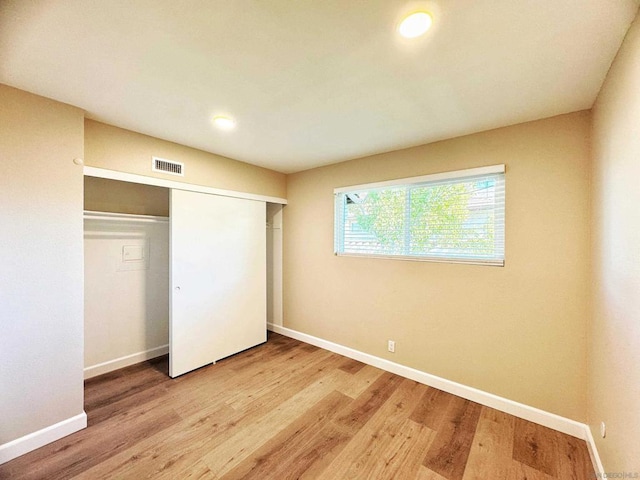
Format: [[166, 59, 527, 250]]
[[334, 252, 504, 267]]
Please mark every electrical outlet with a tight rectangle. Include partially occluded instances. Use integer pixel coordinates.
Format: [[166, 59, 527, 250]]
[[388, 340, 395, 353]]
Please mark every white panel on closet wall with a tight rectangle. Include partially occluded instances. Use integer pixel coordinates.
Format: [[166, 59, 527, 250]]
[[84, 213, 169, 378]]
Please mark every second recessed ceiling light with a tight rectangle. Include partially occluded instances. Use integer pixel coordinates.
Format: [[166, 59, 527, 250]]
[[398, 11, 433, 38], [213, 115, 236, 130]]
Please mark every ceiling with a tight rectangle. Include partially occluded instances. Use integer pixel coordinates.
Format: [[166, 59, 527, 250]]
[[1, 1, 638, 174]]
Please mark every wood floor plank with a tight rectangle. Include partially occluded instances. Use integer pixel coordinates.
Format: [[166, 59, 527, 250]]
[[219, 390, 352, 479], [417, 465, 451, 480], [410, 386, 455, 430], [422, 396, 482, 480], [553, 430, 595, 480], [72, 403, 236, 480], [332, 371, 405, 432], [174, 349, 345, 435], [292, 425, 356, 480], [179, 461, 216, 480], [461, 406, 515, 480], [336, 364, 386, 399], [200, 369, 350, 477], [512, 418, 559, 477], [84, 356, 169, 414], [87, 377, 172, 427], [2, 404, 181, 480], [222, 347, 337, 410], [338, 357, 367, 375], [365, 418, 437, 480], [0, 333, 596, 480], [315, 378, 427, 480], [507, 460, 556, 480], [169, 340, 333, 420]]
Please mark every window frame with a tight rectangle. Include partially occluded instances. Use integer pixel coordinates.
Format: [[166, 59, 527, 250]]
[[334, 164, 505, 266]]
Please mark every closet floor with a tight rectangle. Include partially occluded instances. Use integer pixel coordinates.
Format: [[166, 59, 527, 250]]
[[0, 332, 595, 479]]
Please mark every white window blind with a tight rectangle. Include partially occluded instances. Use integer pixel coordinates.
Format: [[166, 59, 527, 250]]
[[334, 165, 505, 265]]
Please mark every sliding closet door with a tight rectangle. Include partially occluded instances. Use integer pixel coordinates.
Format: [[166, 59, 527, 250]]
[[170, 189, 266, 378]]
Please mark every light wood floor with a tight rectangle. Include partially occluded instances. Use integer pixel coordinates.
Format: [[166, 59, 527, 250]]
[[0, 332, 595, 480]]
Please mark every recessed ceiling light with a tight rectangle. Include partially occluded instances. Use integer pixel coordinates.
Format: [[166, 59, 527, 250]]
[[212, 115, 236, 130], [398, 11, 433, 39]]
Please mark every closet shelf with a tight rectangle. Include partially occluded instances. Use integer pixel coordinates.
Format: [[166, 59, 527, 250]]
[[84, 210, 169, 224]]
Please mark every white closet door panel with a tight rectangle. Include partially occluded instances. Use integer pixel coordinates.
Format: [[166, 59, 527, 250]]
[[170, 189, 266, 378]]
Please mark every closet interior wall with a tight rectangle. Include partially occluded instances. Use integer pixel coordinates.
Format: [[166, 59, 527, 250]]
[[266, 203, 283, 327], [83, 177, 170, 378]]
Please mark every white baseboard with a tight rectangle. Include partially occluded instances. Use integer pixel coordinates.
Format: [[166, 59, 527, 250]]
[[268, 323, 601, 465], [0, 412, 87, 465], [84, 344, 169, 379], [584, 424, 606, 475]]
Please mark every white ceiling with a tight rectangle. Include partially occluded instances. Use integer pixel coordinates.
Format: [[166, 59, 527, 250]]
[[1, 1, 638, 173]]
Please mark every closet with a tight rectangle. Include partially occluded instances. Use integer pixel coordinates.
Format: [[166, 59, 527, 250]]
[[84, 174, 281, 379]]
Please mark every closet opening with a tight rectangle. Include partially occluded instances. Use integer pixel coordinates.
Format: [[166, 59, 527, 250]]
[[84, 177, 171, 378], [83, 175, 283, 380]]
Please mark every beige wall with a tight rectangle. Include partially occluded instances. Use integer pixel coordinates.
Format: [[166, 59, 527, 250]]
[[284, 112, 591, 420], [85, 177, 169, 216], [84, 119, 286, 199], [0, 84, 85, 448], [590, 12, 640, 472]]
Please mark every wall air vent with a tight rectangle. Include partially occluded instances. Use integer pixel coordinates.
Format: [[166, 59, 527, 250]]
[[152, 156, 184, 176]]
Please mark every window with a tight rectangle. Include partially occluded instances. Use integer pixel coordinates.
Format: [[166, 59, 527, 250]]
[[334, 165, 505, 265]]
